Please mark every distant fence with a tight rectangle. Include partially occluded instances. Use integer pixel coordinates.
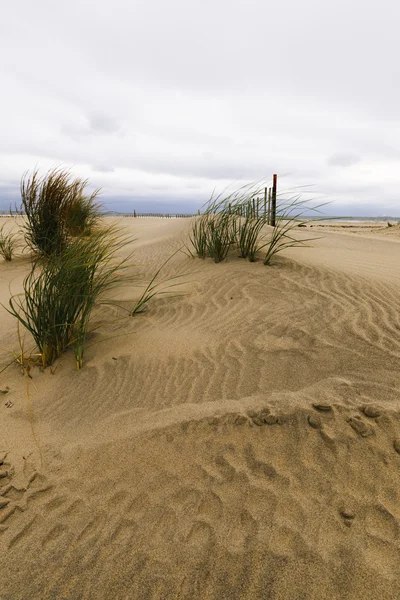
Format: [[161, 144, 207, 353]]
[[128, 176, 278, 221], [122, 212, 197, 218], [0, 212, 197, 219], [208, 174, 278, 225], [2, 174, 279, 222], [235, 174, 277, 226]]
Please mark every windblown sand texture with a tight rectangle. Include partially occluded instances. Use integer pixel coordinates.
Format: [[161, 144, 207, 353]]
[[1, 218, 400, 599]]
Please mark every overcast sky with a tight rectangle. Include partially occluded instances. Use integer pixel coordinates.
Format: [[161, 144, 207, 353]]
[[1, 0, 400, 215]]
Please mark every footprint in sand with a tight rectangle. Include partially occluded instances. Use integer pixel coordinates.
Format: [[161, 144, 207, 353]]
[[0, 492, 10, 508], [363, 404, 382, 418], [264, 414, 281, 425], [365, 503, 400, 542], [340, 508, 356, 527], [234, 414, 249, 426], [0, 453, 9, 480], [244, 444, 278, 480], [0, 457, 53, 534], [186, 519, 215, 551], [347, 416, 374, 437], [393, 439, 400, 455], [248, 409, 270, 426], [41, 523, 69, 550], [308, 414, 323, 429], [215, 454, 237, 481], [197, 490, 223, 520], [247, 409, 281, 426], [312, 402, 333, 412], [0, 455, 13, 525]]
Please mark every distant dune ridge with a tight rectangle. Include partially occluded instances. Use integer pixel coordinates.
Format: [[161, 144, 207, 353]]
[[1, 218, 400, 599]]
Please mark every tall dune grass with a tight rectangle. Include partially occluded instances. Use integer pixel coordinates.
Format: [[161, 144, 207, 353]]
[[190, 181, 324, 265], [188, 214, 209, 259], [205, 212, 237, 262], [235, 213, 268, 261], [19, 167, 101, 257], [189, 212, 235, 262], [263, 196, 322, 265], [190, 182, 266, 262], [7, 226, 131, 369], [65, 192, 102, 236], [0, 224, 18, 261]]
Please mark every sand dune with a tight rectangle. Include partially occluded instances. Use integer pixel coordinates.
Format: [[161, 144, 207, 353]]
[[1, 219, 400, 599]]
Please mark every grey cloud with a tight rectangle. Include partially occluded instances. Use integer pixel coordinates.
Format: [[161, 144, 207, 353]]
[[88, 113, 121, 135], [327, 154, 361, 167], [124, 158, 277, 181], [61, 115, 122, 140], [92, 165, 115, 173]]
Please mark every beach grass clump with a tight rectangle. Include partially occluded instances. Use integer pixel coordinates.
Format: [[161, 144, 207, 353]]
[[7, 225, 131, 369], [19, 167, 101, 257], [0, 224, 19, 261], [235, 210, 268, 262], [190, 180, 324, 265], [263, 196, 321, 265], [189, 182, 268, 262], [189, 214, 209, 259], [189, 212, 236, 262], [65, 192, 102, 237], [205, 212, 237, 263]]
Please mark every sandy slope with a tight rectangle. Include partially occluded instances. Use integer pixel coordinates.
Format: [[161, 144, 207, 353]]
[[1, 219, 400, 599]]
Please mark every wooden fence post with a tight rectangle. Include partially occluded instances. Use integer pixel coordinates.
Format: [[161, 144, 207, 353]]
[[264, 188, 267, 219], [267, 188, 271, 225], [271, 174, 277, 227]]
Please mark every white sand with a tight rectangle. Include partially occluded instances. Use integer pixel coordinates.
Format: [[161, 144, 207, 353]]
[[1, 218, 400, 599]]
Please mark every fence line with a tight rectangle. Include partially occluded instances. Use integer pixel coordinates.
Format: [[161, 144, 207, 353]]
[[2, 175, 279, 222], [122, 212, 196, 218], [0, 212, 197, 219]]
